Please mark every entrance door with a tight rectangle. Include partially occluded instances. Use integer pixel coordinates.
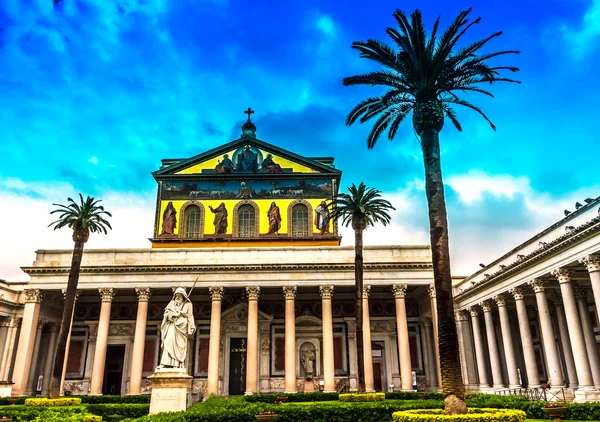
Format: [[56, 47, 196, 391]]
[[102, 345, 125, 395], [373, 362, 383, 392], [229, 338, 247, 395]]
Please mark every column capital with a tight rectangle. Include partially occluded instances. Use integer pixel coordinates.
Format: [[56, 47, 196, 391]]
[[37, 318, 48, 328], [363, 285, 371, 298], [509, 287, 525, 300], [392, 283, 408, 299], [467, 306, 480, 317], [0, 317, 20, 328], [574, 286, 588, 300], [48, 322, 60, 332], [319, 284, 334, 299], [579, 255, 600, 273], [419, 316, 432, 326], [528, 278, 547, 292], [283, 286, 297, 300], [246, 286, 260, 300], [427, 284, 436, 298], [62, 289, 81, 302], [455, 310, 469, 321], [480, 300, 493, 312], [98, 288, 115, 302], [549, 292, 563, 306], [551, 268, 571, 283], [23, 289, 42, 303], [135, 287, 152, 302], [209, 286, 224, 301], [493, 294, 506, 307]]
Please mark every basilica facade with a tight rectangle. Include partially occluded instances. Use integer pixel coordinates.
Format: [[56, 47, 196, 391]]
[[0, 117, 441, 398]]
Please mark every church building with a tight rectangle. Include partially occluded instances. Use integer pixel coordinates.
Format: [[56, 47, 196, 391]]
[[0, 112, 440, 398]]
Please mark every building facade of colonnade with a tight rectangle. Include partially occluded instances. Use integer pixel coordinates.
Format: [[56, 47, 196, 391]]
[[0, 116, 443, 398], [454, 196, 600, 401]]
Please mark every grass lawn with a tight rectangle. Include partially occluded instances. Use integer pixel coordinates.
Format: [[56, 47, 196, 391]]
[[527, 420, 596, 422]]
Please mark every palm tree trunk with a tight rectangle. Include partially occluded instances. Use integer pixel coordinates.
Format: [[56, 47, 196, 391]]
[[355, 228, 366, 393], [49, 239, 85, 398], [420, 129, 466, 409]]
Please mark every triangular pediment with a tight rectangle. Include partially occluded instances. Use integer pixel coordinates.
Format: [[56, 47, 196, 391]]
[[153, 136, 341, 178]]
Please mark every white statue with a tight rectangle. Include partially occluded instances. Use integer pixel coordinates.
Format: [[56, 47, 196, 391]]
[[301, 349, 315, 375], [158, 287, 196, 370]]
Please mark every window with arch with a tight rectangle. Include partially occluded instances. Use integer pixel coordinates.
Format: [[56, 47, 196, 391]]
[[184, 205, 202, 238], [291, 203, 309, 237], [237, 204, 256, 237]]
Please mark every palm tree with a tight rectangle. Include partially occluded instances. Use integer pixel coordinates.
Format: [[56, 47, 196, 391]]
[[329, 182, 395, 393], [48, 194, 112, 398], [343, 8, 519, 411]]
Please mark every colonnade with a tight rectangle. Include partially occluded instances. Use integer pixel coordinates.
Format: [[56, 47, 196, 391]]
[[458, 254, 600, 397]]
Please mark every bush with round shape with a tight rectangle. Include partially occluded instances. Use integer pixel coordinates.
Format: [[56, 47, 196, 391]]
[[392, 408, 526, 422], [25, 397, 82, 406], [339, 392, 385, 402]]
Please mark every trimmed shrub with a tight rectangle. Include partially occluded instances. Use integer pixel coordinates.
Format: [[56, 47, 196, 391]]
[[87, 403, 150, 420], [244, 392, 339, 403], [339, 392, 385, 402], [392, 408, 526, 422], [76, 394, 150, 404], [0, 404, 88, 421], [386, 391, 444, 401], [25, 397, 82, 406]]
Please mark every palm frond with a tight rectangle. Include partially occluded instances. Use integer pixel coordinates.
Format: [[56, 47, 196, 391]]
[[49, 194, 113, 237]]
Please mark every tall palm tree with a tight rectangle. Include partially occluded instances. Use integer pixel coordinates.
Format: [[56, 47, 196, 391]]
[[343, 8, 519, 412], [48, 194, 112, 398], [329, 182, 395, 393]]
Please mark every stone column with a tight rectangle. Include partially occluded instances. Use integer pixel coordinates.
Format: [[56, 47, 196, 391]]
[[427, 285, 442, 387], [392, 284, 412, 391], [481, 301, 504, 388], [27, 319, 47, 394], [0, 318, 20, 381], [129, 287, 151, 395], [509, 288, 540, 388], [283, 286, 297, 393], [60, 290, 81, 395], [550, 293, 578, 388], [245, 286, 260, 395], [12, 289, 42, 396], [552, 269, 594, 390], [90, 288, 115, 395], [456, 311, 477, 389], [41, 323, 60, 395], [528, 279, 564, 387], [362, 285, 375, 392], [420, 317, 437, 390], [580, 255, 600, 325], [207, 287, 224, 397], [574, 287, 600, 388], [468, 306, 489, 389], [493, 295, 520, 388], [320, 285, 335, 393]]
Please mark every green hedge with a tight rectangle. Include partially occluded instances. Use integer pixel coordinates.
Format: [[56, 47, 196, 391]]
[[244, 392, 340, 403], [0, 404, 88, 421], [387, 392, 444, 401], [339, 392, 385, 402], [87, 403, 150, 421], [393, 408, 526, 421], [76, 394, 150, 404], [25, 397, 82, 406]]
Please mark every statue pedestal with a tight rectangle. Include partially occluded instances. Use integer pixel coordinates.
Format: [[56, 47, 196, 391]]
[[303, 380, 314, 393], [148, 368, 192, 415]]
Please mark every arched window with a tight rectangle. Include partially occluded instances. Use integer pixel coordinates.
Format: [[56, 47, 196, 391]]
[[237, 204, 256, 237], [291, 204, 309, 237], [184, 205, 201, 238]]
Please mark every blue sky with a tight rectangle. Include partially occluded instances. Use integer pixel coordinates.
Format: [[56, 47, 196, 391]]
[[1, 0, 599, 280]]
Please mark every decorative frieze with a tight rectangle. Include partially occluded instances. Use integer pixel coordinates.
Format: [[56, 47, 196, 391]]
[[319, 285, 334, 299], [246, 286, 260, 300], [108, 325, 134, 336], [135, 287, 152, 302], [98, 288, 115, 302], [580, 255, 600, 272], [209, 286, 224, 301], [392, 284, 407, 299], [528, 278, 547, 292], [283, 286, 297, 300], [23, 289, 42, 303]]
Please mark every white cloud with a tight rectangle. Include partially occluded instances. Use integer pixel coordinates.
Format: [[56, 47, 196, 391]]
[[88, 156, 99, 165], [446, 170, 531, 204], [0, 178, 154, 281], [316, 14, 336, 38], [562, 0, 600, 60]]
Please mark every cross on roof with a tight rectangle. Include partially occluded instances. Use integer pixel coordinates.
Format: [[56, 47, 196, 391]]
[[244, 107, 254, 121]]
